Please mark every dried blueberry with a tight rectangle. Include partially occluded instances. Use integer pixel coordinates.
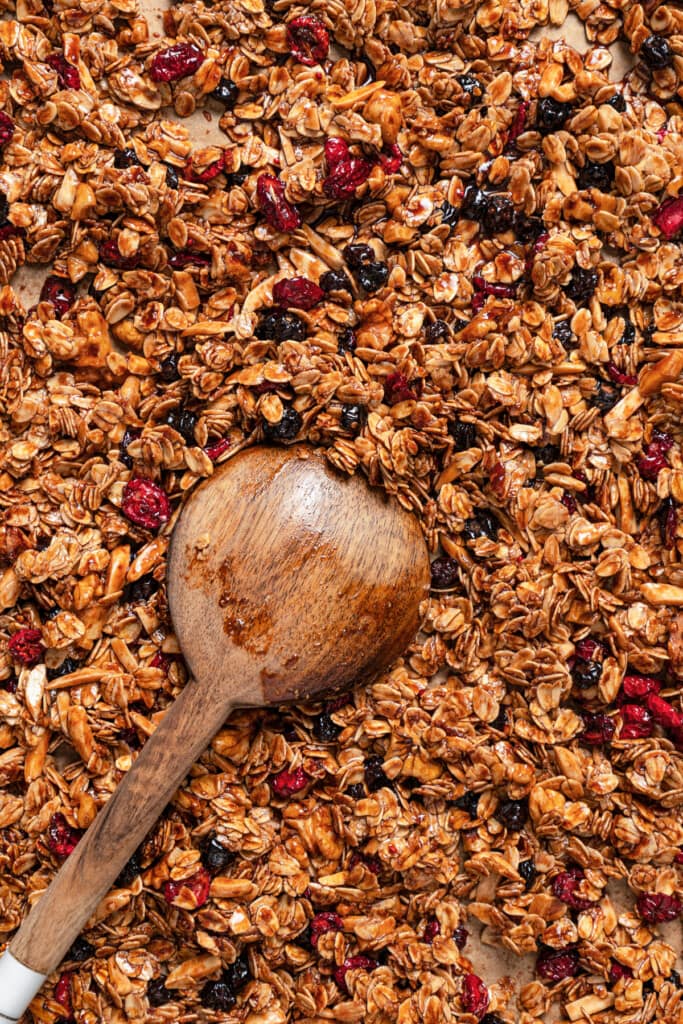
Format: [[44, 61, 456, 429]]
[[490, 705, 508, 731], [165, 407, 197, 444], [212, 77, 238, 107], [118, 426, 139, 469], [47, 657, 80, 681], [343, 243, 374, 267], [566, 266, 598, 304], [519, 858, 537, 888], [263, 406, 302, 442], [463, 509, 500, 541], [441, 201, 459, 228], [457, 73, 483, 100], [483, 194, 515, 234], [148, 977, 173, 1007], [320, 268, 352, 293], [515, 213, 545, 243], [591, 381, 619, 412], [200, 833, 234, 873], [461, 185, 488, 222], [116, 850, 141, 887], [255, 310, 306, 342], [346, 782, 365, 799], [455, 791, 480, 817], [0, 189, 9, 223], [67, 937, 95, 962], [224, 951, 251, 993], [536, 97, 573, 134], [496, 798, 528, 831], [340, 404, 364, 432], [337, 327, 357, 353], [426, 319, 449, 343], [113, 147, 141, 169], [553, 319, 574, 348], [200, 977, 236, 1011], [430, 556, 459, 590], [313, 711, 341, 742], [577, 160, 615, 192], [571, 659, 602, 689], [125, 574, 160, 603], [534, 443, 561, 465], [365, 755, 390, 792], [479, 1016, 505, 1024], [641, 34, 673, 69], [450, 420, 477, 450], [159, 351, 180, 381], [608, 93, 626, 111], [165, 165, 179, 190], [356, 261, 389, 292]]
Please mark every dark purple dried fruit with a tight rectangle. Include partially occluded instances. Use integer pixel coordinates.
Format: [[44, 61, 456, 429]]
[[113, 147, 141, 168], [637, 891, 682, 923], [256, 174, 302, 232], [159, 352, 180, 381], [455, 791, 480, 817], [553, 319, 574, 348], [463, 509, 500, 541], [201, 833, 234, 873], [200, 977, 236, 1011], [430, 556, 459, 590], [148, 977, 173, 1007], [483, 194, 515, 234], [536, 947, 580, 981], [313, 711, 341, 742], [356, 261, 389, 292], [47, 52, 81, 89], [577, 160, 615, 192], [116, 850, 141, 887], [340, 404, 364, 432], [165, 407, 197, 444], [495, 798, 528, 831], [365, 755, 390, 792], [47, 656, 79, 681], [337, 327, 357, 353], [255, 310, 306, 342], [641, 34, 673, 69], [273, 276, 324, 310], [457, 73, 484, 101], [67, 937, 94, 962], [125, 573, 159, 603], [461, 185, 488, 222], [425, 319, 449, 343], [571, 659, 602, 689], [519, 858, 537, 888], [450, 420, 477, 450], [320, 268, 352, 293], [552, 868, 596, 910], [608, 93, 626, 112], [535, 443, 561, 465], [263, 407, 301, 442], [659, 497, 678, 549], [536, 97, 573, 134], [581, 712, 615, 745], [212, 78, 238, 107], [40, 276, 76, 317], [591, 380, 619, 412], [441, 201, 459, 228], [343, 243, 374, 267], [566, 266, 598, 304], [165, 165, 179, 189]]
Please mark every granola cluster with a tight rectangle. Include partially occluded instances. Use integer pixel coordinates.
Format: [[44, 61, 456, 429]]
[[2, 0, 683, 1020]]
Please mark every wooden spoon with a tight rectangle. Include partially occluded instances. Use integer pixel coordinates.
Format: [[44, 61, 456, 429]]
[[0, 444, 430, 1021]]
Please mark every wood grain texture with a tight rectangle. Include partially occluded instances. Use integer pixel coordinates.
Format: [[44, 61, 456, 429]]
[[167, 445, 430, 704], [10, 681, 235, 976], [10, 443, 429, 978]]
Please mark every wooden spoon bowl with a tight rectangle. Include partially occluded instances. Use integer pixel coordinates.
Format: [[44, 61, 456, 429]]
[[0, 445, 429, 1018]]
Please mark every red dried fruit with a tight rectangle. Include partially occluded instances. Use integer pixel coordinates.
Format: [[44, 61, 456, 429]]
[[461, 973, 489, 1018], [675, 850, 683, 864], [378, 144, 403, 173], [47, 52, 81, 90], [310, 911, 343, 946], [271, 766, 308, 796], [40, 275, 76, 317], [323, 157, 373, 200], [0, 111, 14, 147], [99, 239, 140, 270], [273, 276, 324, 310], [638, 447, 669, 480], [636, 891, 682, 923], [472, 274, 518, 299], [620, 703, 654, 739], [150, 651, 170, 672], [622, 674, 661, 700], [384, 371, 417, 404], [163, 867, 211, 907], [55, 972, 73, 1012], [646, 693, 683, 731], [536, 947, 580, 981], [206, 437, 231, 460], [506, 99, 529, 149], [575, 638, 606, 661], [0, 222, 23, 240], [167, 250, 211, 269], [609, 962, 633, 983], [184, 152, 225, 183], [607, 362, 637, 387], [48, 812, 82, 858], [581, 712, 615, 746], [659, 497, 678, 549], [349, 850, 382, 874], [453, 926, 469, 949], [533, 231, 549, 252], [552, 868, 596, 910], [122, 478, 171, 531], [256, 174, 302, 232], [561, 492, 578, 515], [150, 43, 205, 83], [424, 918, 440, 942], [8, 628, 43, 665], [653, 196, 683, 239], [333, 955, 377, 993], [325, 137, 349, 165], [286, 15, 329, 66]]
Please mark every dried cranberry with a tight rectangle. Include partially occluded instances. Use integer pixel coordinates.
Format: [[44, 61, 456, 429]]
[[273, 276, 324, 310], [472, 275, 517, 301], [150, 651, 171, 672], [167, 250, 211, 269], [47, 53, 81, 90], [462, 973, 489, 1018], [536, 947, 579, 981], [620, 704, 654, 739], [286, 15, 329, 65], [552, 868, 596, 910], [325, 137, 349, 165], [184, 153, 224, 183], [575, 638, 606, 661], [653, 197, 683, 239], [99, 239, 140, 270], [647, 693, 683, 731], [378, 144, 402, 173], [581, 712, 615, 746], [454, 925, 469, 948], [8, 628, 43, 665], [48, 813, 82, 858], [349, 850, 382, 874], [637, 891, 681, 923], [430, 556, 459, 590], [55, 973, 72, 1012], [200, 833, 233, 874], [256, 174, 301, 232], [272, 766, 308, 796], [310, 911, 343, 945], [659, 498, 678, 549], [206, 437, 231, 460], [121, 478, 171, 531], [384, 371, 417, 404], [163, 867, 211, 907], [638, 433, 672, 480], [40, 276, 76, 316], [505, 99, 529, 150], [0, 111, 14, 147], [364, 754, 390, 792], [606, 362, 637, 387], [150, 43, 205, 83], [609, 962, 633, 983], [323, 156, 373, 200], [333, 956, 377, 993], [424, 918, 440, 942]]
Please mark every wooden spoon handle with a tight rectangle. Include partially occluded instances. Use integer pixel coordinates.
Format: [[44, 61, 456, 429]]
[[0, 678, 233, 1016]]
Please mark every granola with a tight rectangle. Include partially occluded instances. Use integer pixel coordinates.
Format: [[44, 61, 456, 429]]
[[1, 0, 683, 1021]]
